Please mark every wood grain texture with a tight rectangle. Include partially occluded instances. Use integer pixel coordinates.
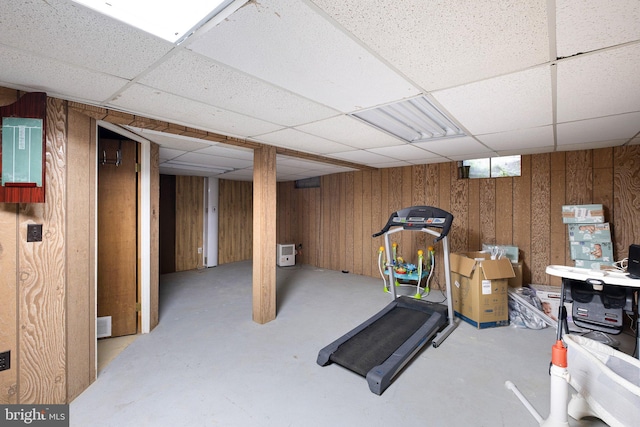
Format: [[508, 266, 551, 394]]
[[252, 147, 276, 324], [175, 176, 204, 271], [18, 97, 66, 404], [530, 154, 550, 285], [65, 108, 95, 401], [149, 142, 160, 331], [549, 152, 567, 286], [0, 90, 19, 404], [513, 156, 531, 284], [218, 180, 252, 264], [613, 146, 640, 257]]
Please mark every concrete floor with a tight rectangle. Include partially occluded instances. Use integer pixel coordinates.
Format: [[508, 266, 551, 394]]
[[72, 261, 635, 426]]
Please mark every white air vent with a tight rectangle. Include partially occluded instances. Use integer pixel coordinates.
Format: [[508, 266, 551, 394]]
[[97, 316, 112, 339]]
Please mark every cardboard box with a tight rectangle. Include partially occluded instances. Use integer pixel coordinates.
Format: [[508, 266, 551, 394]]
[[450, 252, 515, 328], [569, 241, 614, 262], [529, 284, 582, 331], [562, 204, 605, 224], [481, 244, 519, 263], [509, 262, 523, 288], [567, 223, 611, 242], [573, 259, 616, 270]]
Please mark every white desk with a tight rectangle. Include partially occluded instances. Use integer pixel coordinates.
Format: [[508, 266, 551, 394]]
[[546, 265, 640, 288]]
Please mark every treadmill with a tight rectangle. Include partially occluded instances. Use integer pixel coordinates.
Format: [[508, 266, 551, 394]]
[[317, 206, 458, 395]]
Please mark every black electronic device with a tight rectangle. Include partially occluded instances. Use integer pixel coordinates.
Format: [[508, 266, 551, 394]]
[[628, 244, 640, 279]]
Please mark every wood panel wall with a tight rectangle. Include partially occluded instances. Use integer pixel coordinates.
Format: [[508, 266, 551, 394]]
[[218, 179, 253, 264], [269, 148, 639, 289], [175, 176, 204, 271], [0, 87, 160, 404]]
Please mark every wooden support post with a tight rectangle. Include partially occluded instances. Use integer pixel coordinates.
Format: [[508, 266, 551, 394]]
[[252, 146, 277, 324]]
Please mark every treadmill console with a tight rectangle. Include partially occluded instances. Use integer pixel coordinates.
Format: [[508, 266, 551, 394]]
[[373, 206, 454, 242]]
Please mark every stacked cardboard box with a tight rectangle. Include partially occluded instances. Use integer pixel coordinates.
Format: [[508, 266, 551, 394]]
[[562, 204, 615, 268]]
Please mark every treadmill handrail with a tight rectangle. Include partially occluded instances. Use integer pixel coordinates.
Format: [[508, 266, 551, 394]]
[[372, 205, 454, 243]]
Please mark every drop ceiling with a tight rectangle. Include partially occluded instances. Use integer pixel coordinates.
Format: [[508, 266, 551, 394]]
[[1, 0, 638, 181]]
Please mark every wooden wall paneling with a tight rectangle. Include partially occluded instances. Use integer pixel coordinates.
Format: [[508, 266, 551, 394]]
[[387, 168, 404, 263], [352, 172, 363, 275], [322, 175, 335, 270], [344, 173, 355, 273], [565, 151, 593, 204], [175, 176, 204, 271], [479, 179, 496, 246], [374, 169, 389, 275], [338, 173, 347, 271], [613, 146, 640, 257], [449, 164, 468, 252], [218, 180, 252, 264], [513, 155, 531, 284], [400, 167, 414, 259], [530, 154, 551, 285], [467, 178, 481, 250], [149, 142, 160, 331], [65, 107, 95, 401], [436, 163, 451, 289], [369, 170, 382, 278], [412, 165, 428, 254], [252, 146, 277, 324], [549, 152, 567, 286], [309, 187, 321, 267], [361, 170, 374, 277], [0, 90, 19, 404], [18, 97, 66, 403], [495, 177, 513, 246], [592, 148, 614, 239]]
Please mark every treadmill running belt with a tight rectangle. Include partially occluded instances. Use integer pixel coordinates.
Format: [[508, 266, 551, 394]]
[[329, 307, 432, 377]]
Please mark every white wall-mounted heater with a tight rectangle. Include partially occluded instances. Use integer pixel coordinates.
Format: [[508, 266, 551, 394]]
[[277, 244, 296, 267]]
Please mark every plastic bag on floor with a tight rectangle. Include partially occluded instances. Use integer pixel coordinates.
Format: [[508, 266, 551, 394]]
[[508, 287, 547, 329]]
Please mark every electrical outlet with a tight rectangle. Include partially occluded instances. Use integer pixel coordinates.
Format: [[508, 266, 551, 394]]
[[27, 224, 42, 242], [0, 351, 10, 371]]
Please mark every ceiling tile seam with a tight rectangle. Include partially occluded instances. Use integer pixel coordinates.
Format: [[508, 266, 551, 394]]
[[554, 39, 640, 63], [100, 45, 188, 105], [182, 48, 345, 116]]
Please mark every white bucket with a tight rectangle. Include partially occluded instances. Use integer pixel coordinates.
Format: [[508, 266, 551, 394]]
[[564, 334, 640, 427]]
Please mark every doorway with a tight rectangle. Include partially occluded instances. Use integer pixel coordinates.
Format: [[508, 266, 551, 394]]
[[97, 129, 139, 339]]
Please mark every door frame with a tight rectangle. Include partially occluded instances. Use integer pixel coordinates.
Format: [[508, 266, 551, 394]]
[[97, 121, 152, 333]]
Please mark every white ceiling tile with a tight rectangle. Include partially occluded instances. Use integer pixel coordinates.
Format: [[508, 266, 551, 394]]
[[375, 161, 413, 168], [367, 144, 441, 162], [557, 44, 640, 123], [477, 126, 554, 151], [159, 147, 185, 161], [556, 140, 628, 152], [0, 1, 172, 80], [173, 152, 253, 169], [557, 112, 640, 146], [313, 0, 550, 90], [0, 45, 129, 102], [217, 169, 255, 181], [111, 84, 283, 137], [556, 0, 640, 57], [195, 145, 254, 160], [139, 50, 337, 127], [412, 136, 494, 158], [254, 129, 354, 154], [127, 127, 213, 151], [294, 115, 404, 149], [327, 150, 392, 165], [188, 0, 419, 112], [496, 146, 555, 156], [433, 67, 553, 135]]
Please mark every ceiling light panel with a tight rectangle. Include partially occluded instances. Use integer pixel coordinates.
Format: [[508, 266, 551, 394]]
[[351, 96, 464, 143], [71, 0, 236, 43]]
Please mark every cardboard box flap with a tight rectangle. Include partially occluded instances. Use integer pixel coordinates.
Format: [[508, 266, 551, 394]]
[[450, 253, 477, 277], [481, 258, 516, 279]]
